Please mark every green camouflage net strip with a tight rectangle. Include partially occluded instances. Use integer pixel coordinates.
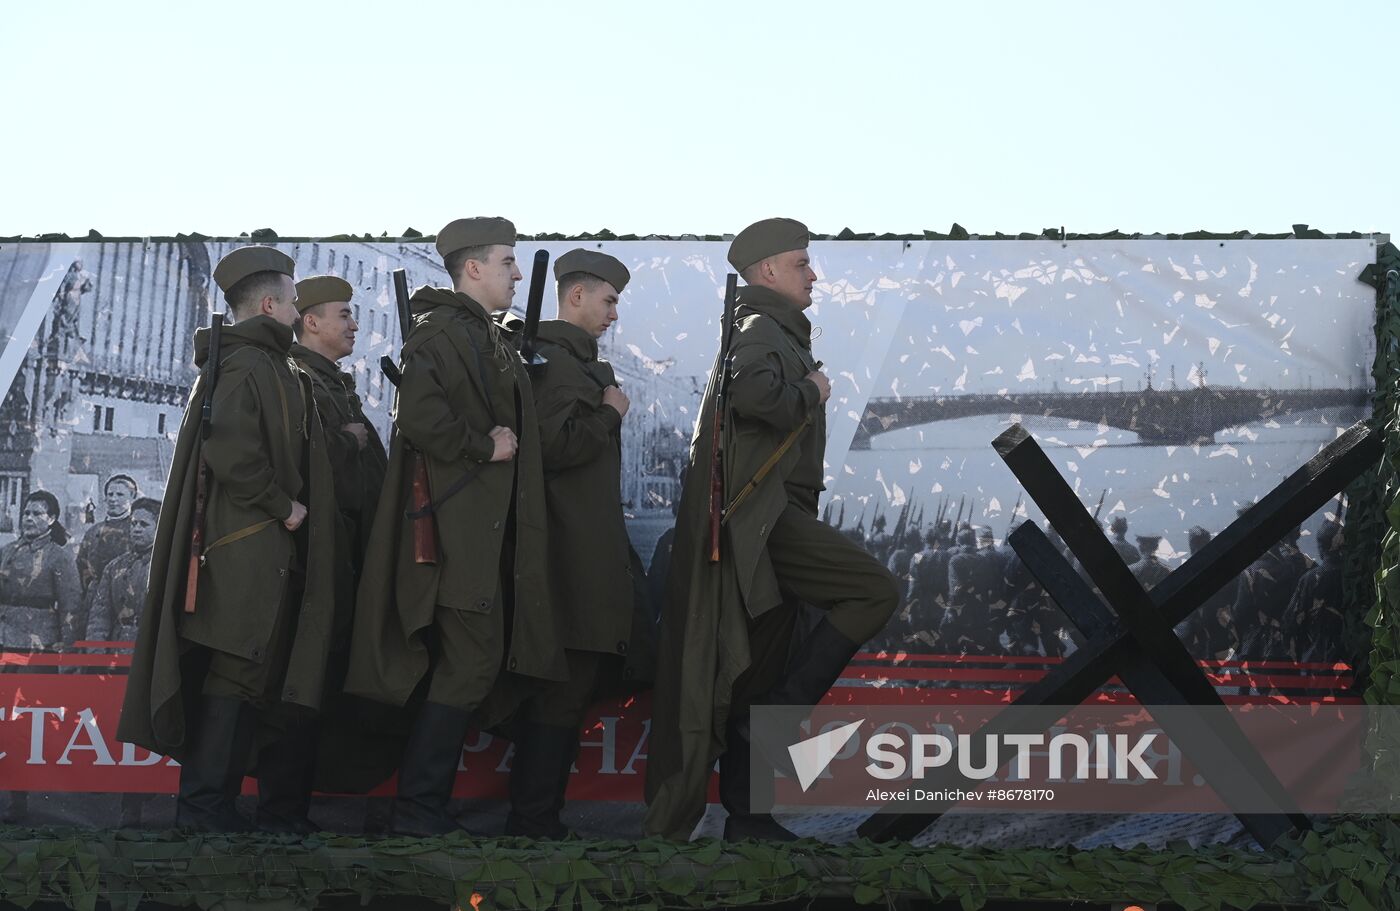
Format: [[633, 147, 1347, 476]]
[[1359, 242, 1400, 778], [0, 820, 1397, 911], [0, 223, 1381, 244]]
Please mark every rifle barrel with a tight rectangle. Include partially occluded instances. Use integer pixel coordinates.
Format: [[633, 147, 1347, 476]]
[[391, 269, 412, 340], [521, 249, 550, 365]]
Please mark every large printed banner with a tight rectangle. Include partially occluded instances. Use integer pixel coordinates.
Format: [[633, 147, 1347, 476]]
[[0, 236, 1380, 845]]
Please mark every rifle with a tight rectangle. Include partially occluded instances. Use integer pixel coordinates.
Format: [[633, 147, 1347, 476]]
[[519, 249, 550, 374], [1006, 492, 1023, 537], [821, 499, 833, 525], [707, 274, 740, 563], [891, 498, 911, 544], [836, 501, 846, 529], [184, 311, 224, 613], [388, 269, 438, 565], [953, 494, 967, 535], [1091, 488, 1108, 523]]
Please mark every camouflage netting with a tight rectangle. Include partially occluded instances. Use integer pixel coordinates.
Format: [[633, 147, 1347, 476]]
[[1, 819, 1399, 911]]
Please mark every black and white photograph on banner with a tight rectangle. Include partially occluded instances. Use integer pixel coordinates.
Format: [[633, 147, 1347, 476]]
[[2, 1, 1398, 908]]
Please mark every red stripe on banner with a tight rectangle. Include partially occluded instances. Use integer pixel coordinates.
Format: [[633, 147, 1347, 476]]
[[844, 666, 1058, 683], [839, 665, 1353, 690], [856, 651, 1354, 673], [857, 651, 1063, 666], [0, 653, 132, 667]]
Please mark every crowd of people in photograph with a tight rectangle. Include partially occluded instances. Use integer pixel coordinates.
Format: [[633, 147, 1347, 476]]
[[0, 476, 156, 656], [836, 504, 1347, 666]]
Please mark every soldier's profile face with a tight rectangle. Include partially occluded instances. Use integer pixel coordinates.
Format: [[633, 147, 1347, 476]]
[[104, 482, 134, 517], [129, 509, 157, 550], [267, 275, 300, 327], [768, 249, 819, 309], [577, 282, 621, 339], [317, 301, 358, 359], [20, 500, 54, 539], [471, 245, 523, 312]]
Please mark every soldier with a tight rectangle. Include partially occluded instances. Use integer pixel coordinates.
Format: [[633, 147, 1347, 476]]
[[1235, 526, 1313, 660], [1129, 534, 1171, 590], [645, 218, 899, 842], [1173, 526, 1238, 660], [867, 514, 891, 562], [886, 528, 922, 579], [344, 217, 564, 836], [77, 474, 138, 594], [1285, 521, 1344, 663], [0, 490, 82, 651], [1107, 515, 1139, 567], [118, 246, 341, 833], [942, 527, 1001, 655], [904, 528, 951, 643], [502, 249, 643, 837], [86, 496, 159, 644], [289, 275, 387, 583]]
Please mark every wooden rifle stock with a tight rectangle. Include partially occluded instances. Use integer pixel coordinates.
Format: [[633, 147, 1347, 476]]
[[409, 455, 435, 564], [391, 268, 438, 565], [707, 274, 739, 563], [184, 312, 223, 613], [184, 461, 208, 614]]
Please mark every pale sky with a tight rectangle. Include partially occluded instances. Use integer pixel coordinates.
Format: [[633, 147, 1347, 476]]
[[2, 0, 1395, 238]]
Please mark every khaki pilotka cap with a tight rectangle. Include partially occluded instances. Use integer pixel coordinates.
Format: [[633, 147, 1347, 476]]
[[435, 217, 517, 259], [554, 249, 630, 294], [294, 275, 354, 314], [726, 217, 810, 272], [212, 246, 296, 294]]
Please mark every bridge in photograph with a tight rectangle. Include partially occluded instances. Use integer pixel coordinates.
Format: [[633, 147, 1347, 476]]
[[849, 385, 1369, 449]]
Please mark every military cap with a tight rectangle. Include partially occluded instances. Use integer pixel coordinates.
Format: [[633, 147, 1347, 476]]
[[212, 246, 295, 294], [1136, 535, 1162, 551], [727, 217, 810, 272], [294, 275, 354, 314], [554, 248, 630, 293], [1110, 515, 1128, 533], [435, 217, 516, 259]]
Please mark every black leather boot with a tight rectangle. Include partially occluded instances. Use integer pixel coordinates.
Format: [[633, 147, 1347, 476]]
[[763, 616, 861, 707], [719, 714, 798, 842], [390, 701, 472, 836], [738, 617, 863, 779], [255, 721, 319, 835], [175, 695, 256, 832], [504, 723, 577, 838]]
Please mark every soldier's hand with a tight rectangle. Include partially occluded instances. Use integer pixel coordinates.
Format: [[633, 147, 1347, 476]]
[[805, 369, 832, 404], [343, 422, 369, 451], [489, 425, 518, 462], [284, 501, 308, 532], [602, 385, 630, 418]]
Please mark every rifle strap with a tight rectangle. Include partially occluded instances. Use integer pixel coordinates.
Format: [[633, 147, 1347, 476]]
[[446, 314, 500, 427], [205, 519, 279, 556], [404, 460, 483, 519], [722, 416, 809, 525]]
